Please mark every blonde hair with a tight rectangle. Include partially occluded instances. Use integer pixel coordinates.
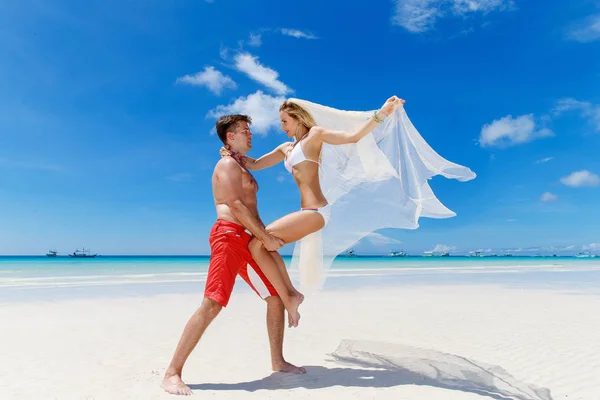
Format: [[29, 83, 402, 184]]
[[279, 100, 317, 131]]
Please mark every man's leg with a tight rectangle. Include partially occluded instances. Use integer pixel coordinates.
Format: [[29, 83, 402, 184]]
[[162, 297, 223, 395], [161, 220, 247, 395], [239, 246, 305, 374], [265, 295, 306, 374]]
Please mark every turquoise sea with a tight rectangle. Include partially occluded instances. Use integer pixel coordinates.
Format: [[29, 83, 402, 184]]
[[2, 256, 600, 302]]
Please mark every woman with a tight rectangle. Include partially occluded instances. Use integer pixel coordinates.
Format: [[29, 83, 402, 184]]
[[224, 96, 405, 327]]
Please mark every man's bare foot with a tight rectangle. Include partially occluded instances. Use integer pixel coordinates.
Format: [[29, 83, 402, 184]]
[[161, 374, 192, 396], [272, 360, 307, 374], [287, 292, 304, 328]]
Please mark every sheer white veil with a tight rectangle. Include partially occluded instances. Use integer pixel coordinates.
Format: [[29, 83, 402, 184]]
[[287, 98, 476, 293]]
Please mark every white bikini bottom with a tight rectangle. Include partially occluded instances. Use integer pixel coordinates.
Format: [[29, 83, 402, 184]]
[[300, 203, 331, 226]]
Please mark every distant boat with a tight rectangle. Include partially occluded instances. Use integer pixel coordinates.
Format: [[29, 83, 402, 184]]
[[504, 253, 513, 257], [468, 251, 484, 257], [68, 247, 98, 258], [388, 250, 407, 257], [342, 249, 356, 257], [46, 250, 58, 257], [423, 251, 450, 257], [576, 252, 596, 258]]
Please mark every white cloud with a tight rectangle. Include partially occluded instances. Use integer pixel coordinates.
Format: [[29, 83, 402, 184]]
[[566, 13, 600, 43], [540, 192, 557, 202], [207, 90, 285, 135], [248, 33, 262, 47], [506, 245, 593, 254], [553, 98, 600, 133], [364, 233, 402, 246], [392, 0, 442, 33], [479, 114, 554, 148], [506, 218, 517, 222], [280, 28, 318, 39], [452, 0, 513, 13], [430, 244, 456, 253], [219, 46, 229, 60], [537, 245, 577, 253], [234, 53, 291, 95], [392, 0, 514, 33], [560, 170, 600, 188], [176, 66, 236, 95], [243, 29, 317, 48], [547, 245, 576, 253], [535, 157, 553, 164]]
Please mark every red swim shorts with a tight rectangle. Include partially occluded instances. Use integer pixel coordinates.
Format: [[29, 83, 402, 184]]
[[204, 220, 278, 307]]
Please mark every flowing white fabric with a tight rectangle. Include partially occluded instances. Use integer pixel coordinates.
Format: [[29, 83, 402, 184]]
[[331, 340, 552, 400], [287, 98, 476, 293]]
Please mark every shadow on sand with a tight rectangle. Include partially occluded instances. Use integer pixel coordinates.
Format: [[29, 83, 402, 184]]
[[189, 340, 552, 400]]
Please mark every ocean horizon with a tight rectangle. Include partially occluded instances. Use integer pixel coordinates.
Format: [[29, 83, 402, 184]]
[[2, 255, 600, 303]]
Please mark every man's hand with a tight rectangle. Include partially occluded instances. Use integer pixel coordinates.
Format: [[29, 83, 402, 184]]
[[263, 234, 285, 252]]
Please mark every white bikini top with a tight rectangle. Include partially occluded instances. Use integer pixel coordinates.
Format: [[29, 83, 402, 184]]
[[284, 138, 321, 173]]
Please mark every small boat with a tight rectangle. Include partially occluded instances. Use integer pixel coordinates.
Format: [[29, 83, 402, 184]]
[[46, 250, 58, 257], [342, 249, 356, 257], [441, 252, 450, 257], [68, 247, 98, 258], [423, 251, 434, 257], [504, 253, 513, 257], [576, 252, 596, 258], [468, 251, 484, 257], [388, 250, 407, 257]]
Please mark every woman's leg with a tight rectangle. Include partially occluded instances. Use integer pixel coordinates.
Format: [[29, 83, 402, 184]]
[[249, 211, 325, 327], [249, 239, 299, 326], [248, 243, 304, 328], [271, 251, 297, 299]]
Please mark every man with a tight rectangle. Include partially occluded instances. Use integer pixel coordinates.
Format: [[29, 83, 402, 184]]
[[162, 114, 306, 396]]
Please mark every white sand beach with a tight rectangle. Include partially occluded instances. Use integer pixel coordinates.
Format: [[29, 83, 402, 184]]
[[1, 284, 599, 399]]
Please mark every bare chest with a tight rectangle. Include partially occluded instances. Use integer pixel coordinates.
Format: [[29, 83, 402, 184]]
[[241, 168, 258, 193]]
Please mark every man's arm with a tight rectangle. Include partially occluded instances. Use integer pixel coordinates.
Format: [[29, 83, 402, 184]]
[[216, 158, 283, 251]]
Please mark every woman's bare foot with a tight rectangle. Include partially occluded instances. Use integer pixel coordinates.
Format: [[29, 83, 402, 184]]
[[287, 291, 304, 328], [272, 360, 307, 374], [161, 373, 192, 396]]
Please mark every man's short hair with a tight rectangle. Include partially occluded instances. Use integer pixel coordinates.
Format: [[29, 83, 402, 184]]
[[215, 114, 252, 145]]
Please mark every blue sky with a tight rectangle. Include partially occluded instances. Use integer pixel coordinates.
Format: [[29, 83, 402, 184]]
[[1, 0, 599, 256]]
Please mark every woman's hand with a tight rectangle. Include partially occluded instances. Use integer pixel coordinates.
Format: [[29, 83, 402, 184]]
[[219, 146, 232, 157], [220, 146, 248, 166], [380, 96, 405, 116]]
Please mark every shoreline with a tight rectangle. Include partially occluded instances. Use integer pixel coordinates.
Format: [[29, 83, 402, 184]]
[[2, 261, 600, 304]]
